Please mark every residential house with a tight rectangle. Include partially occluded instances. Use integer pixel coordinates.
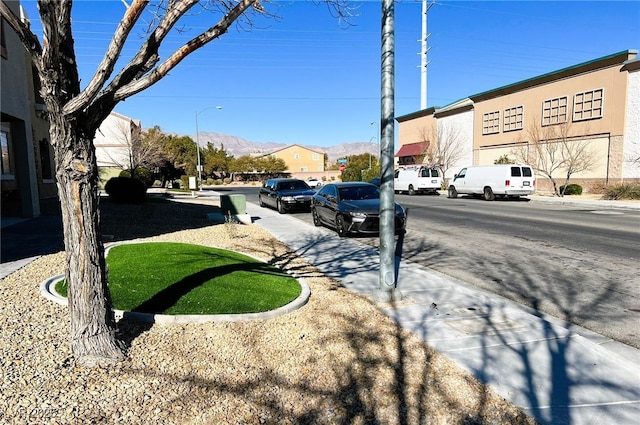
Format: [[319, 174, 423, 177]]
[[1, 3, 55, 218], [263, 144, 326, 179], [397, 50, 640, 191], [94, 111, 142, 187]]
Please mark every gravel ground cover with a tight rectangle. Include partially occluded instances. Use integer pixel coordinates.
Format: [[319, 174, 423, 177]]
[[0, 196, 537, 424]]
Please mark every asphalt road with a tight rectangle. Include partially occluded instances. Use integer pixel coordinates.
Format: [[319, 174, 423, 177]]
[[222, 187, 640, 349]]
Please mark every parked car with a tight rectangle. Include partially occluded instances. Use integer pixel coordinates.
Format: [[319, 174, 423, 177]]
[[306, 178, 323, 188], [258, 178, 316, 213], [394, 166, 442, 195], [311, 182, 406, 237], [447, 164, 535, 200]]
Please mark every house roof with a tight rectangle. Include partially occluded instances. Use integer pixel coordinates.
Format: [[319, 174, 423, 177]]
[[261, 143, 325, 157], [395, 142, 428, 157], [623, 56, 640, 72]]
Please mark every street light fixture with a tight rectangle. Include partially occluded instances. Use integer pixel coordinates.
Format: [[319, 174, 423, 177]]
[[194, 106, 222, 189]]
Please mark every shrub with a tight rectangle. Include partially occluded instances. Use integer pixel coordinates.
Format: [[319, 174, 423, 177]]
[[494, 154, 515, 164], [586, 181, 608, 194], [601, 182, 640, 200], [118, 168, 153, 187], [132, 167, 154, 187], [560, 183, 582, 195], [104, 177, 147, 203], [223, 177, 232, 184]]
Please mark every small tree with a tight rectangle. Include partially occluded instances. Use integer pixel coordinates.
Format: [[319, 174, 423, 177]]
[[513, 120, 598, 196], [255, 156, 287, 174], [0, 0, 355, 367], [229, 155, 257, 174], [494, 154, 515, 164], [202, 142, 232, 179], [419, 122, 466, 178], [341, 153, 372, 182]]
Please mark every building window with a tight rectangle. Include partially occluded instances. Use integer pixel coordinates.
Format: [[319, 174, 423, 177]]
[[503, 106, 524, 132], [542, 96, 568, 126], [1, 129, 12, 175], [312, 153, 319, 161], [294, 153, 300, 160], [573, 88, 604, 121], [39, 138, 54, 180], [1, 18, 8, 59], [482, 111, 500, 135]]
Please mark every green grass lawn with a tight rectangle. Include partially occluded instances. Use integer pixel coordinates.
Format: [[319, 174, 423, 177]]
[[56, 242, 301, 315]]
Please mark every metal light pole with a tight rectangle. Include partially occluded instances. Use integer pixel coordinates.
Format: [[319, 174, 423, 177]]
[[194, 106, 222, 189], [377, 0, 400, 302]]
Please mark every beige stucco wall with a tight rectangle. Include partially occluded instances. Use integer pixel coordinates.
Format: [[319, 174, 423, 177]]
[[397, 113, 437, 147], [269, 144, 325, 172], [474, 65, 628, 150]]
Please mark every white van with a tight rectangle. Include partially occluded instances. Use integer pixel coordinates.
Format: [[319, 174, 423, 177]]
[[394, 166, 442, 195], [447, 164, 535, 200]]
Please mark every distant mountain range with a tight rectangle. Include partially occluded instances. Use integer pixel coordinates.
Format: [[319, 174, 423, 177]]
[[195, 132, 379, 163]]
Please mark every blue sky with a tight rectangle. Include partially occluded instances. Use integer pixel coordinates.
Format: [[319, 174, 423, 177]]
[[20, 1, 640, 147]]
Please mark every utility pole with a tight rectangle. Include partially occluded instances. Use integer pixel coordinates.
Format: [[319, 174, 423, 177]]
[[377, 0, 401, 302], [420, 0, 435, 110]]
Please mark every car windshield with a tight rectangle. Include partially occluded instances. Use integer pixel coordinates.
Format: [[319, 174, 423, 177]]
[[277, 181, 309, 191], [338, 185, 379, 201]]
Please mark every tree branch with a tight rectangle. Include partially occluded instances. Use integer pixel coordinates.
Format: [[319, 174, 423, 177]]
[[111, 0, 259, 101], [63, 0, 149, 115]]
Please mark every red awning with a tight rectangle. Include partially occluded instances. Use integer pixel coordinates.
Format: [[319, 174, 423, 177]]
[[395, 142, 428, 157]]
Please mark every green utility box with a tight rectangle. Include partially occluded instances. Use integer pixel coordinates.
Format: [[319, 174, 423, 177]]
[[220, 194, 247, 215]]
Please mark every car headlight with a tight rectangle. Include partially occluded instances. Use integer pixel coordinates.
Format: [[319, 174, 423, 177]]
[[348, 211, 366, 218], [281, 196, 296, 202]]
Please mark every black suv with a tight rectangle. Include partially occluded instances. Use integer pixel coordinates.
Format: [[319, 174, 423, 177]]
[[258, 178, 315, 214]]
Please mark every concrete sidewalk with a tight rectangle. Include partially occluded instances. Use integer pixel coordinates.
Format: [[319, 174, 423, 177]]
[[245, 199, 640, 425]]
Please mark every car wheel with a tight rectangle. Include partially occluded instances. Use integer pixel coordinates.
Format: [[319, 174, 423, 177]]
[[259, 195, 266, 207], [277, 199, 286, 214], [335, 215, 347, 237], [483, 187, 495, 201], [408, 184, 415, 196], [448, 186, 458, 198], [312, 207, 322, 227]]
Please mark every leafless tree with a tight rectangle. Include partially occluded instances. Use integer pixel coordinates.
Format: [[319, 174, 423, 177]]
[[100, 117, 163, 175], [0, 0, 355, 367], [419, 122, 466, 179], [512, 120, 598, 196]]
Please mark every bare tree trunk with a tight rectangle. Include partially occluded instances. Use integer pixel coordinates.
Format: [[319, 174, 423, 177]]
[[53, 117, 126, 367]]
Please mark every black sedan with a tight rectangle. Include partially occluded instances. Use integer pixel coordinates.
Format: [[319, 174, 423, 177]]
[[311, 182, 406, 237], [258, 178, 316, 214]]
